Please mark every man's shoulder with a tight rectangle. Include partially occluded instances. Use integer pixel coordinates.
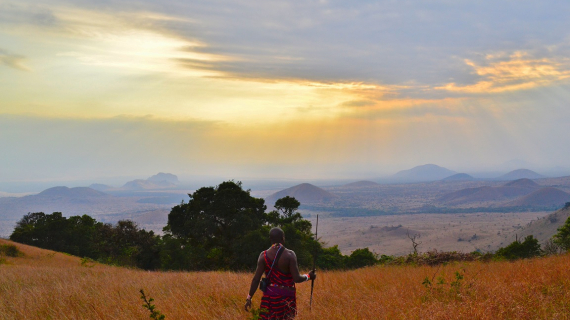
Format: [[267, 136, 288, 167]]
[[284, 248, 296, 257]]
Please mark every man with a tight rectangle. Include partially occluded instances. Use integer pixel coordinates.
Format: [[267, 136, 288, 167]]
[[245, 227, 317, 319]]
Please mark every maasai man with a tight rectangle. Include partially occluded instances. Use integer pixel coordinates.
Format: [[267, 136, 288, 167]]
[[245, 227, 317, 319]]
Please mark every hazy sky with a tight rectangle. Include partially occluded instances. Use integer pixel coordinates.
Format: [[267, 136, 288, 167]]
[[2, 0, 570, 183]]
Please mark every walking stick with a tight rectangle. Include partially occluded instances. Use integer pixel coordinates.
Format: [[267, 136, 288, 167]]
[[310, 214, 318, 310]]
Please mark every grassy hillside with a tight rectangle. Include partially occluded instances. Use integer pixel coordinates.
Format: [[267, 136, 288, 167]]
[[1, 239, 570, 319], [494, 206, 570, 248]]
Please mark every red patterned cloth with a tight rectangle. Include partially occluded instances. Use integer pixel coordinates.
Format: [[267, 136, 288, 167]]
[[260, 248, 297, 319]]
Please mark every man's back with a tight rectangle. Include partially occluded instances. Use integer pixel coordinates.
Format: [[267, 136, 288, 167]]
[[262, 246, 295, 275], [245, 227, 316, 320]]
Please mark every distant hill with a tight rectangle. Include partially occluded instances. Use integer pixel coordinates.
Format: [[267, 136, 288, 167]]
[[503, 178, 539, 188], [121, 173, 179, 190], [438, 179, 539, 205], [265, 183, 336, 207], [147, 173, 179, 184], [121, 179, 176, 190], [0, 187, 114, 223], [89, 183, 114, 192], [498, 169, 544, 180], [442, 173, 474, 181], [37, 186, 109, 198], [343, 180, 380, 187], [508, 187, 570, 208], [392, 164, 456, 182]]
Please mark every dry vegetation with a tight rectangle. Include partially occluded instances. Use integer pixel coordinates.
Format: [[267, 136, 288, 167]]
[[313, 211, 551, 256], [1, 239, 570, 319]]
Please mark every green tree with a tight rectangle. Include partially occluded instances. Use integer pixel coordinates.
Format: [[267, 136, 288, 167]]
[[163, 181, 268, 270], [95, 220, 161, 270], [10, 212, 101, 259], [274, 196, 301, 219], [345, 248, 378, 269], [316, 245, 346, 270], [267, 196, 317, 268], [553, 215, 570, 251], [495, 235, 542, 260]]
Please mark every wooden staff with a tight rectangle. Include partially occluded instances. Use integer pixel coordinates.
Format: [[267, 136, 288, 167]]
[[310, 214, 318, 310]]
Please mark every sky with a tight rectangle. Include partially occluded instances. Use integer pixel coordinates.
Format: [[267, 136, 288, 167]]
[[1, 0, 570, 185]]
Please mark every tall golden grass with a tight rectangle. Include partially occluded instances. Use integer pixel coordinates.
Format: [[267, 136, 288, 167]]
[[1, 238, 569, 319]]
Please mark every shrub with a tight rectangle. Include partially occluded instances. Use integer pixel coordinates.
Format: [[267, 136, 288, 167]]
[[345, 248, 378, 268], [552, 214, 570, 251], [495, 235, 542, 260], [317, 245, 346, 270], [0, 244, 23, 257]]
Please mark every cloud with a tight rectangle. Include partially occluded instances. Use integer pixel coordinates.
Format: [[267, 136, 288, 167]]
[[436, 52, 570, 93], [0, 49, 31, 71]]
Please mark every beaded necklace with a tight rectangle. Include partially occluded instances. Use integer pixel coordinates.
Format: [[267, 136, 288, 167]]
[[271, 243, 282, 249]]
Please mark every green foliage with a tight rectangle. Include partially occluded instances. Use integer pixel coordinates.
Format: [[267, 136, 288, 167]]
[[421, 268, 469, 303], [345, 248, 378, 269], [0, 244, 23, 257], [552, 214, 570, 251], [274, 196, 301, 219], [140, 289, 166, 320], [495, 235, 542, 260], [162, 181, 323, 271], [95, 220, 162, 270], [316, 245, 346, 270], [8, 181, 382, 272], [267, 194, 318, 268], [163, 181, 268, 270], [248, 307, 268, 320], [378, 254, 395, 264], [10, 212, 100, 258], [80, 257, 95, 267], [10, 212, 160, 269]]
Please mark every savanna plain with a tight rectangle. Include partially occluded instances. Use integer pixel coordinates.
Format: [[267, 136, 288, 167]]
[[1, 239, 569, 320]]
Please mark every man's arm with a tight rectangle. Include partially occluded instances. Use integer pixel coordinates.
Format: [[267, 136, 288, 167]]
[[289, 251, 317, 283], [245, 252, 265, 311]]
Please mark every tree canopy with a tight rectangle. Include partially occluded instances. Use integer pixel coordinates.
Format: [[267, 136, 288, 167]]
[[9, 180, 386, 272]]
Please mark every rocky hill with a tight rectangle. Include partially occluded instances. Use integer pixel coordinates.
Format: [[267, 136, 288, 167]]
[[392, 164, 457, 182], [437, 179, 540, 206], [264, 183, 336, 207], [508, 187, 570, 208], [36, 186, 110, 198], [498, 169, 544, 180]]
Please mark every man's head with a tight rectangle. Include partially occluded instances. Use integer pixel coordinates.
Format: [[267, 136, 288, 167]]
[[269, 227, 285, 244]]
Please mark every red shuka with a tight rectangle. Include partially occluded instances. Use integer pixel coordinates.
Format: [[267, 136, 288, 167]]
[[259, 249, 296, 320]]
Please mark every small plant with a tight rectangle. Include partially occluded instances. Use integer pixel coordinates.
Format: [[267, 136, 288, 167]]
[[248, 307, 268, 320], [421, 267, 470, 303], [80, 257, 95, 267], [450, 271, 464, 291], [140, 289, 166, 320], [0, 244, 23, 257]]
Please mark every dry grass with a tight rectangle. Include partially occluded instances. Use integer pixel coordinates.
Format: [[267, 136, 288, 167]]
[[1, 239, 569, 319]]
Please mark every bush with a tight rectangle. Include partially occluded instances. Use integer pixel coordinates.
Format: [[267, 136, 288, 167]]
[[317, 245, 346, 270], [495, 235, 542, 260], [552, 214, 570, 251], [345, 248, 378, 269], [0, 244, 23, 257]]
